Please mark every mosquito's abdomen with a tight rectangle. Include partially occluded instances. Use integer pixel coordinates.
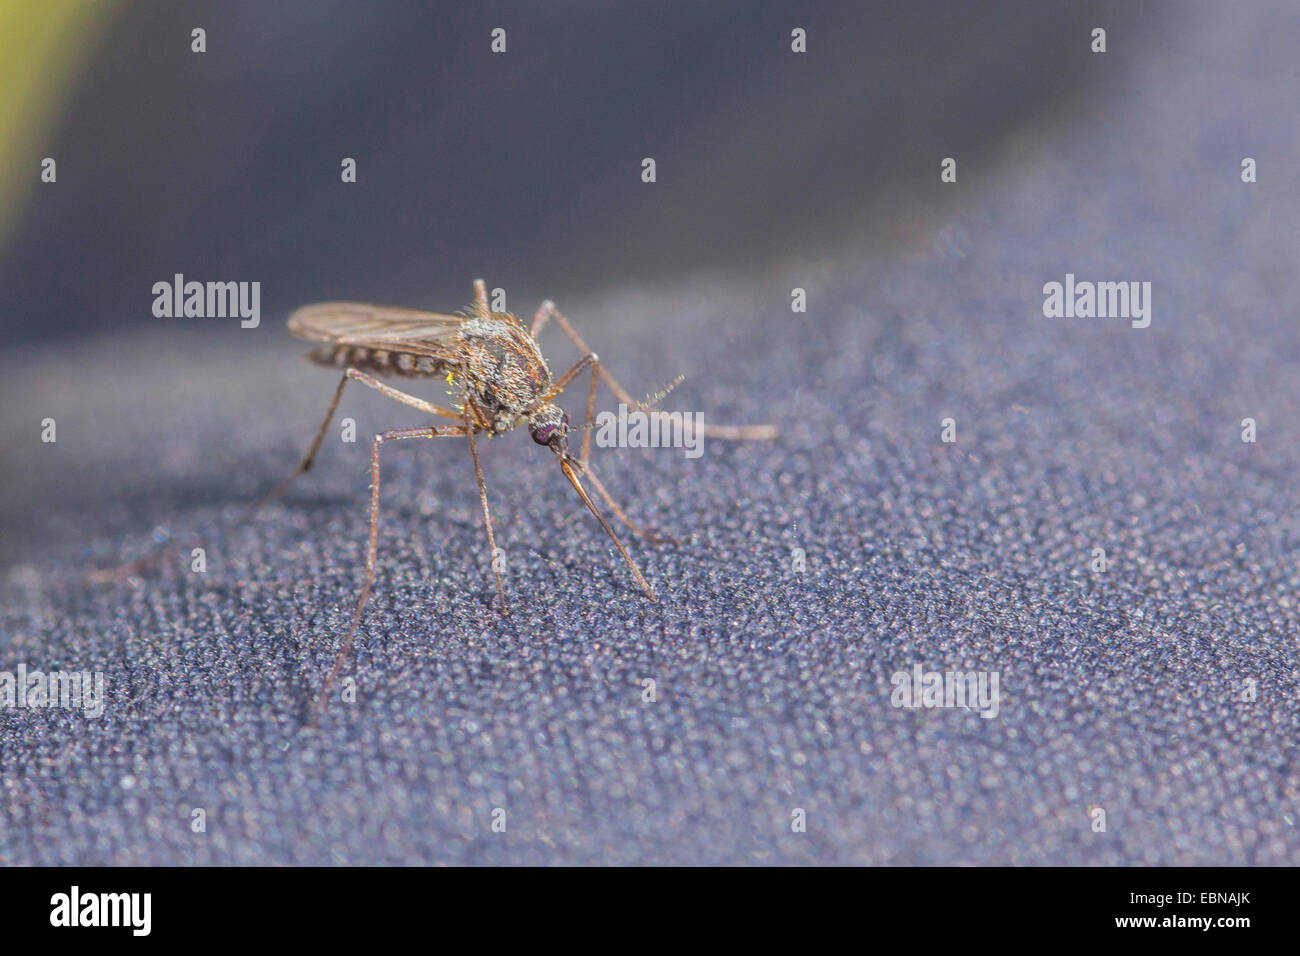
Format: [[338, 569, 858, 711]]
[[307, 344, 450, 379]]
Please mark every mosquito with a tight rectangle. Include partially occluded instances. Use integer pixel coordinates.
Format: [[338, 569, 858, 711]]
[[263, 279, 775, 712]]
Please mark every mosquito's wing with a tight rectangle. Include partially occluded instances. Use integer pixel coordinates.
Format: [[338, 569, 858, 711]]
[[287, 302, 466, 359]]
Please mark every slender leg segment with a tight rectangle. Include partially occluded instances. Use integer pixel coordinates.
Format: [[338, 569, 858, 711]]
[[314, 424, 468, 717], [463, 404, 508, 614], [92, 369, 463, 583], [247, 367, 462, 521], [529, 314, 663, 587], [576, 462, 675, 546], [531, 300, 777, 441], [242, 372, 347, 521], [546, 351, 600, 464], [546, 352, 675, 544]]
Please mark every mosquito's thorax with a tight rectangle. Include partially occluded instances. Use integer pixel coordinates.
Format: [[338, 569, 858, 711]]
[[457, 313, 552, 433]]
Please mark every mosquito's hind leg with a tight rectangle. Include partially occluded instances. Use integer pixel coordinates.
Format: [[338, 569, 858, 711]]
[[530, 299, 777, 440], [244, 372, 349, 520], [314, 423, 468, 720], [95, 369, 463, 587], [90, 372, 354, 584], [248, 368, 462, 521]]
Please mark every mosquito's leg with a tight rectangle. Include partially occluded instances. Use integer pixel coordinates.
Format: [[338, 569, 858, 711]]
[[344, 367, 463, 420], [93, 371, 352, 582], [462, 406, 508, 614], [529, 298, 573, 342], [580, 359, 598, 467], [541, 353, 605, 465], [314, 423, 468, 719], [86, 535, 185, 583], [243, 372, 348, 520], [545, 352, 597, 404], [94, 369, 464, 587], [472, 278, 489, 313], [531, 299, 777, 440], [545, 354, 674, 544], [246, 368, 461, 522], [576, 359, 676, 542], [578, 461, 677, 546], [536, 302, 684, 429]]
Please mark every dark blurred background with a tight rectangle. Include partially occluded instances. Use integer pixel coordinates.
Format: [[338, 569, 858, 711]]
[[1, 0, 1156, 345]]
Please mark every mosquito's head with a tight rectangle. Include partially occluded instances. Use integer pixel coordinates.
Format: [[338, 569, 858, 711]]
[[528, 403, 569, 454]]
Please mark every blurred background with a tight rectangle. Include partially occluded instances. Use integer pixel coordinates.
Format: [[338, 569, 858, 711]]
[[0, 0, 1157, 344]]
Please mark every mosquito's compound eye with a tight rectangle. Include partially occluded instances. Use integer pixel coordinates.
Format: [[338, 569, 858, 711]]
[[531, 413, 568, 446]]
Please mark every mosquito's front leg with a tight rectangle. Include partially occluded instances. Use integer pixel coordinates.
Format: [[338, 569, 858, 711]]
[[531, 299, 777, 440], [546, 352, 675, 546], [463, 404, 508, 615], [314, 423, 467, 719], [545, 351, 599, 465]]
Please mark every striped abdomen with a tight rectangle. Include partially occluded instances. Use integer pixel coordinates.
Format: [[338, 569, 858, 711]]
[[308, 343, 455, 379]]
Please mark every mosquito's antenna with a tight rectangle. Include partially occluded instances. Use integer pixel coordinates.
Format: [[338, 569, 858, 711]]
[[569, 374, 688, 433], [559, 456, 656, 600], [640, 373, 686, 410]]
